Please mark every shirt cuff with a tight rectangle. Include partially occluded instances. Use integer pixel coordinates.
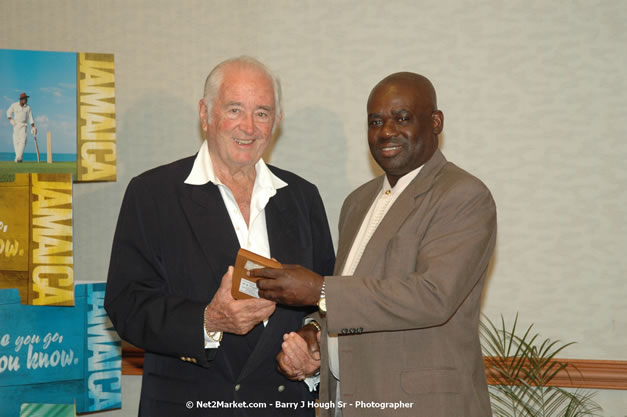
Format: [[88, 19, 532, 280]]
[[303, 317, 316, 326], [204, 327, 221, 349], [304, 374, 320, 392]]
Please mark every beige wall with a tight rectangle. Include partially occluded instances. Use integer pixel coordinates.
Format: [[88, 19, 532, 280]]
[[2, 1, 626, 415]]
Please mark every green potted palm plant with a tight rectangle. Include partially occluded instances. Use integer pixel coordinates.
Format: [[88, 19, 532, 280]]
[[480, 314, 602, 417]]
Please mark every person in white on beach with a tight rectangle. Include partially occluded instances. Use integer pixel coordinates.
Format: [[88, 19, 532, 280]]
[[6, 92, 36, 163]]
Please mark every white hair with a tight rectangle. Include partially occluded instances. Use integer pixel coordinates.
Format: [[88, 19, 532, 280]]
[[203, 56, 282, 131]]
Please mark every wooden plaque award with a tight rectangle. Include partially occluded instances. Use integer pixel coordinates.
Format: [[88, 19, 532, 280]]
[[231, 248, 282, 300]]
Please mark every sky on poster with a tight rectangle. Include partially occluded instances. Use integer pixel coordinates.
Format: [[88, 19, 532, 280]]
[[0, 49, 77, 158]]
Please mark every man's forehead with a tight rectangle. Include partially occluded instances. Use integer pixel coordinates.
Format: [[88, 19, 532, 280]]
[[369, 80, 436, 113], [219, 71, 274, 105], [368, 90, 418, 112]]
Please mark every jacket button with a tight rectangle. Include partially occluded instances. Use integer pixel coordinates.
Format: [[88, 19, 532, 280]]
[[235, 384, 241, 391], [277, 385, 285, 392]]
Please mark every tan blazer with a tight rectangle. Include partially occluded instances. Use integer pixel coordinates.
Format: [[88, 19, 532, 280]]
[[317, 150, 496, 417]]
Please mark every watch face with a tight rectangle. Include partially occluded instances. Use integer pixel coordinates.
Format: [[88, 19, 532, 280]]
[[319, 297, 327, 312]]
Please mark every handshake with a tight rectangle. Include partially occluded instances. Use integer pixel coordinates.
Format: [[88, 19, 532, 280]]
[[276, 321, 322, 381], [205, 263, 326, 382]]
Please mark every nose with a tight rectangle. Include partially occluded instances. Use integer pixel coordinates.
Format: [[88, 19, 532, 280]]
[[240, 112, 255, 136], [381, 119, 399, 138]]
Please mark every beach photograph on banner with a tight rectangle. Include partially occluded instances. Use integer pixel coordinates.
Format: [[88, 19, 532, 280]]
[[0, 49, 116, 182]]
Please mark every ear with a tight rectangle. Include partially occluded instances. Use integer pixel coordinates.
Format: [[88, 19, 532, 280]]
[[431, 110, 444, 135], [199, 99, 209, 133]]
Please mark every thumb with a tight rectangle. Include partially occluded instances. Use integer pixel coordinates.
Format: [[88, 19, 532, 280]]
[[309, 334, 321, 355], [220, 266, 234, 289], [310, 340, 321, 361]]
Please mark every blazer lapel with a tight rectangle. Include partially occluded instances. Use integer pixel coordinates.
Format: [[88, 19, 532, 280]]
[[353, 150, 448, 276], [180, 182, 240, 287], [334, 178, 382, 274], [238, 187, 301, 380]]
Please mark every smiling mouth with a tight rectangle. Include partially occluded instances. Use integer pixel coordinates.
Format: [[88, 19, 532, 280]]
[[233, 138, 255, 145], [381, 145, 402, 151], [379, 144, 403, 157]]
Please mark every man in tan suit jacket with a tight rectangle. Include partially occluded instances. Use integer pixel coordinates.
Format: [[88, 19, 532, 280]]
[[252, 72, 497, 417]]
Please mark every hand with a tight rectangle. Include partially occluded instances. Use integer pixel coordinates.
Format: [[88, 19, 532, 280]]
[[31, 126, 37, 136], [9, 119, 15, 126], [204, 266, 276, 335], [250, 265, 323, 306], [276, 323, 321, 381]]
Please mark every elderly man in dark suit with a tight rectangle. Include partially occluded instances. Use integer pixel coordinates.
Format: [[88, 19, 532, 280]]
[[251, 72, 497, 417], [105, 56, 335, 416]]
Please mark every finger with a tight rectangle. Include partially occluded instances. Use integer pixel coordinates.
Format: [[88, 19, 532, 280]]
[[277, 360, 296, 378], [236, 297, 276, 309], [276, 351, 291, 370], [282, 337, 304, 361], [230, 300, 275, 318], [256, 278, 281, 291], [277, 352, 299, 378], [303, 333, 321, 359], [240, 303, 275, 324], [300, 329, 321, 355], [308, 335, 321, 356], [290, 334, 314, 359], [256, 304, 277, 321], [288, 335, 320, 366], [258, 289, 280, 302], [284, 335, 311, 365]]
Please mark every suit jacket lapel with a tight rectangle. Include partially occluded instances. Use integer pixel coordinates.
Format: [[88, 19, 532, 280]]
[[353, 150, 448, 276], [334, 178, 382, 274], [238, 187, 300, 380], [180, 182, 240, 287]]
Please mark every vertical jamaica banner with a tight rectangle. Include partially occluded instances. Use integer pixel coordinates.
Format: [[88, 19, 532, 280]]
[[76, 53, 117, 182], [0, 173, 74, 306]]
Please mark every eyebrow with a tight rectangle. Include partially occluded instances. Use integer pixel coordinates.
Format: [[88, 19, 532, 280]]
[[368, 109, 411, 118], [225, 102, 274, 112]]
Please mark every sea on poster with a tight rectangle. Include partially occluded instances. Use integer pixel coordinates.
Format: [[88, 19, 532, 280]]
[[0, 49, 116, 182]]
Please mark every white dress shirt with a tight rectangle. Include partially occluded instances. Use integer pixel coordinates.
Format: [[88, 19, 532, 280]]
[[6, 102, 34, 127], [184, 140, 288, 349], [304, 165, 423, 395]]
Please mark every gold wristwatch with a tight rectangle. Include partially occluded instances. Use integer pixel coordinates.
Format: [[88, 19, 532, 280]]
[[317, 280, 327, 313], [308, 320, 322, 332], [204, 305, 223, 343]]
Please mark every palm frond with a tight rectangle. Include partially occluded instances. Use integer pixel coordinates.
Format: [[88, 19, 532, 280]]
[[480, 314, 602, 417]]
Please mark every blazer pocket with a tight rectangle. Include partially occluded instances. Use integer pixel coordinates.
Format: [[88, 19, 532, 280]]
[[400, 368, 462, 395]]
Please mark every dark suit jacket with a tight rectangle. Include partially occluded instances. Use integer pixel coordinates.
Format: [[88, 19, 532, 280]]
[[315, 150, 496, 417], [105, 155, 335, 416]]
